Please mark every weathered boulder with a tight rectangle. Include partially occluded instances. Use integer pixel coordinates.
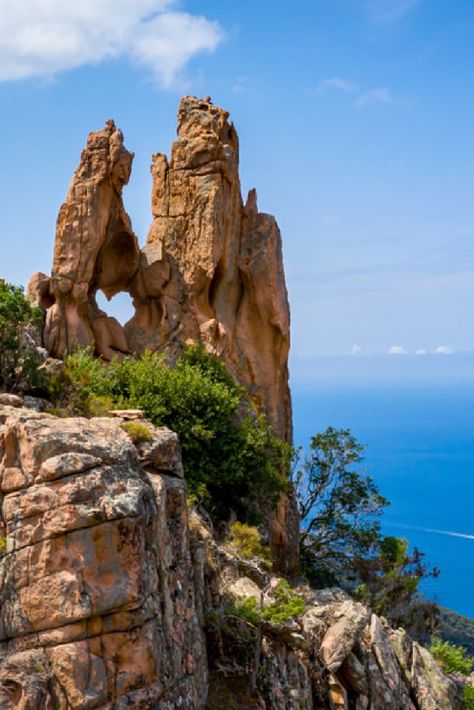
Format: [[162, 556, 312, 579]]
[[0, 405, 207, 708]]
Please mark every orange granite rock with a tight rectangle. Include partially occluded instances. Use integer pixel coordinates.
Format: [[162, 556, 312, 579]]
[[0, 405, 207, 708], [29, 97, 299, 573]]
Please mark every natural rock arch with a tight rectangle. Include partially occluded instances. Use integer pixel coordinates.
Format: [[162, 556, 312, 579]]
[[28, 97, 299, 571]]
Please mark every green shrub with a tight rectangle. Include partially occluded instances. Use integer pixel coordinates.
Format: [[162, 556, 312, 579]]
[[84, 394, 115, 417], [429, 637, 473, 675], [463, 685, 474, 710], [49, 345, 290, 523], [262, 579, 306, 623], [0, 537, 6, 557], [221, 580, 306, 629], [226, 596, 262, 627], [0, 281, 44, 393], [226, 522, 271, 561], [120, 421, 153, 444]]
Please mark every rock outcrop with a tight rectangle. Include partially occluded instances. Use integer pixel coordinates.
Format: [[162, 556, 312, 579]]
[[35, 120, 140, 361], [0, 404, 463, 709], [126, 97, 291, 444], [28, 97, 298, 572], [192, 517, 463, 710], [29, 98, 290, 442], [0, 404, 207, 708]]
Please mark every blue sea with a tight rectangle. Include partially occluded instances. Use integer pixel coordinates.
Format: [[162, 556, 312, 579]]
[[292, 383, 474, 618]]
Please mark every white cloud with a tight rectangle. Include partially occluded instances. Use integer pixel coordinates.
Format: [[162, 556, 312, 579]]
[[415, 349, 427, 355], [368, 0, 421, 23], [318, 77, 356, 93], [435, 345, 455, 354], [356, 87, 393, 108], [351, 344, 364, 356], [387, 345, 407, 355], [0, 1, 223, 86]]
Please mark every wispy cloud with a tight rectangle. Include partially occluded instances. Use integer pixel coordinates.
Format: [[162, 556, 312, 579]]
[[389, 522, 474, 541], [231, 76, 247, 94], [317, 77, 357, 93], [316, 78, 394, 110], [0, 1, 224, 87], [435, 345, 455, 354], [368, 0, 422, 24], [387, 345, 407, 355], [351, 344, 364, 356], [356, 87, 393, 108]]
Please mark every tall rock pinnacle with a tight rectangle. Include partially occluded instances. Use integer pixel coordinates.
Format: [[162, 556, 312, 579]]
[[127, 96, 292, 442], [38, 119, 140, 360], [29, 97, 298, 570]]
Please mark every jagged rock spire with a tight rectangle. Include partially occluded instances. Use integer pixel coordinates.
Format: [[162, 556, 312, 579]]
[[29, 97, 298, 570]]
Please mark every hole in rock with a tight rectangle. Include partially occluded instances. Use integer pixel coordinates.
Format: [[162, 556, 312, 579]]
[[96, 291, 135, 327]]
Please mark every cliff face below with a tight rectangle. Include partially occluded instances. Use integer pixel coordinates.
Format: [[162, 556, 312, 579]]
[[0, 403, 462, 709]]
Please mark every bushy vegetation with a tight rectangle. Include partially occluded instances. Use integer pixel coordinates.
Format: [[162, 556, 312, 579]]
[[225, 522, 271, 562], [463, 686, 474, 709], [429, 636, 473, 675], [262, 579, 306, 623], [293, 427, 440, 639], [120, 421, 153, 444], [225, 580, 306, 628], [353, 536, 440, 640], [226, 596, 262, 627], [429, 637, 474, 709], [48, 346, 291, 523], [441, 608, 474, 656], [0, 281, 43, 393]]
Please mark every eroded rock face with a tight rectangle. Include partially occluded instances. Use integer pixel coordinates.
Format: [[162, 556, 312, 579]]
[[127, 97, 291, 444], [30, 98, 291, 442], [29, 97, 299, 572], [30, 119, 140, 361], [190, 518, 463, 710], [0, 406, 463, 709], [0, 405, 207, 708]]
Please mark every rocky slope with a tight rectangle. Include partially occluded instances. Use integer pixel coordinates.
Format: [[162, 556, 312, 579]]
[[0, 401, 463, 709]]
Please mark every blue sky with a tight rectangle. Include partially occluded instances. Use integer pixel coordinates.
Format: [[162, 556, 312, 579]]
[[1, 0, 473, 365]]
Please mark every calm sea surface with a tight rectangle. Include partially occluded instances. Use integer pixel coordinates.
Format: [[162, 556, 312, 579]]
[[292, 384, 474, 618]]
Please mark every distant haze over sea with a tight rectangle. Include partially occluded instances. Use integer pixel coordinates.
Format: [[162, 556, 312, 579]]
[[290, 352, 474, 387]]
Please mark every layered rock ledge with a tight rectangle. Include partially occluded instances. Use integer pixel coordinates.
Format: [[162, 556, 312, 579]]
[[0, 405, 206, 708], [0, 404, 462, 709]]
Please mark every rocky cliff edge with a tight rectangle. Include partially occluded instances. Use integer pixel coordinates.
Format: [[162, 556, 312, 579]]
[[0, 402, 462, 709]]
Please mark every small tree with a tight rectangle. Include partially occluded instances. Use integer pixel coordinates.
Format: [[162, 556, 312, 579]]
[[353, 535, 440, 639], [292, 427, 388, 571], [0, 281, 43, 392], [293, 427, 440, 639]]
